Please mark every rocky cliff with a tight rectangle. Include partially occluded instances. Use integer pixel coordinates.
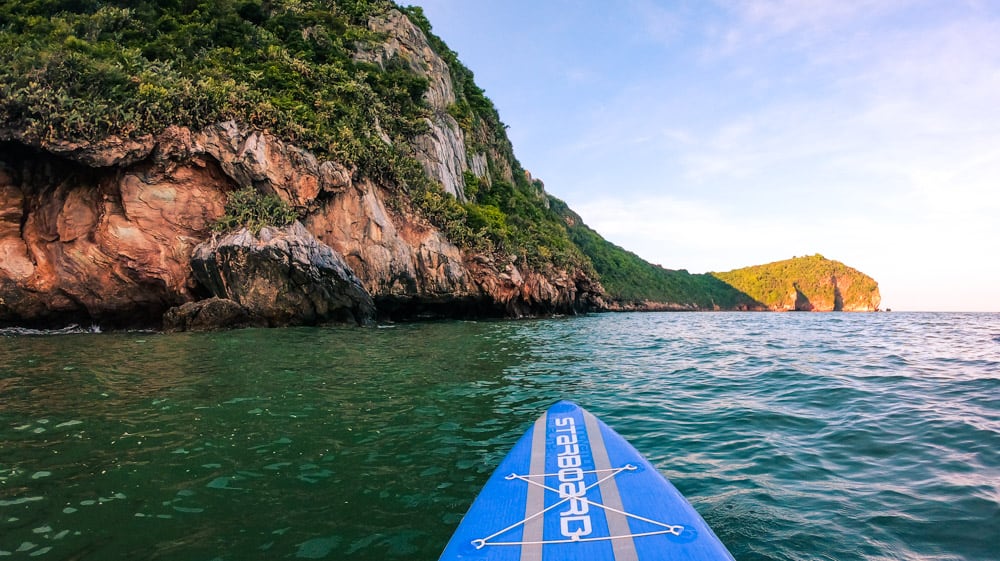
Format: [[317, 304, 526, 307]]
[[358, 9, 504, 201], [0, 3, 603, 329], [0, 116, 601, 328], [0, 2, 880, 329]]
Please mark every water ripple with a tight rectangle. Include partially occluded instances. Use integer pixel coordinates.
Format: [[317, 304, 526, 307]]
[[1, 313, 997, 560]]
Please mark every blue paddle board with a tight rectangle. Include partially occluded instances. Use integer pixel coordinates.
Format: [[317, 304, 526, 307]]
[[439, 400, 735, 560]]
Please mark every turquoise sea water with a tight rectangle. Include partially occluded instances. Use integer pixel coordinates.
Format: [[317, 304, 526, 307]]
[[1, 312, 998, 560]]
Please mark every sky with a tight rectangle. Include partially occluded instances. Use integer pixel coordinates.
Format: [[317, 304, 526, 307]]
[[413, 0, 1000, 312]]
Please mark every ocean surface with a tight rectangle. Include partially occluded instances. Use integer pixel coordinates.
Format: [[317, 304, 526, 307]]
[[1, 312, 998, 561]]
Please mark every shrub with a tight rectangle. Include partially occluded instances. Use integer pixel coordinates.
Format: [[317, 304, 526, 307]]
[[214, 187, 299, 235]]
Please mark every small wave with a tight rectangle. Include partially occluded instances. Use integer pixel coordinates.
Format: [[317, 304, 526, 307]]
[[0, 324, 102, 336]]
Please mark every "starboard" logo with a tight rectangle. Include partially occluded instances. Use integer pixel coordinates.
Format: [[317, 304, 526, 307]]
[[553, 416, 592, 540]]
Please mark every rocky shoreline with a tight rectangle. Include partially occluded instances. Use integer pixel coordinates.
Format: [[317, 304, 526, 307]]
[[0, 121, 605, 331]]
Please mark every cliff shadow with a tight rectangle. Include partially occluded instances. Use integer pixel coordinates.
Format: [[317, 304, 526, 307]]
[[697, 274, 766, 311]]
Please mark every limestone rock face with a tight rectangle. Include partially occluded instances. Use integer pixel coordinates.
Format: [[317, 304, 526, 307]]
[[791, 286, 812, 311], [833, 276, 882, 312], [0, 142, 228, 328], [782, 278, 881, 312], [185, 122, 353, 211], [0, 128, 156, 168], [467, 259, 606, 317], [362, 10, 475, 200], [189, 222, 376, 327], [304, 180, 475, 300], [1, 116, 601, 329]]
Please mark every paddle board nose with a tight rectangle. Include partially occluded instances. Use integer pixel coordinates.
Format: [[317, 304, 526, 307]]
[[438, 401, 735, 560]]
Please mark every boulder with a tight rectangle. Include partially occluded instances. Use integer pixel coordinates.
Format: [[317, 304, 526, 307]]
[[162, 297, 255, 332], [190, 222, 376, 326]]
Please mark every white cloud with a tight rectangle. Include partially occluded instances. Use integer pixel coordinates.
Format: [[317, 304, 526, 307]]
[[571, 1, 1000, 216], [710, 0, 917, 55], [571, 195, 807, 273]]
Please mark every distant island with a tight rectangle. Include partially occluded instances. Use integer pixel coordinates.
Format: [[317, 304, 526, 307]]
[[0, 1, 879, 330]]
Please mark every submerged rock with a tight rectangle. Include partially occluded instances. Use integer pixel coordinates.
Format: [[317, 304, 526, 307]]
[[190, 222, 376, 327]]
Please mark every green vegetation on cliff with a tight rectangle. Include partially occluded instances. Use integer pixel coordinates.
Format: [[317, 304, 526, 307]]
[[712, 254, 881, 311], [214, 187, 298, 235], [548, 199, 757, 309], [0, 0, 411, 173]]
